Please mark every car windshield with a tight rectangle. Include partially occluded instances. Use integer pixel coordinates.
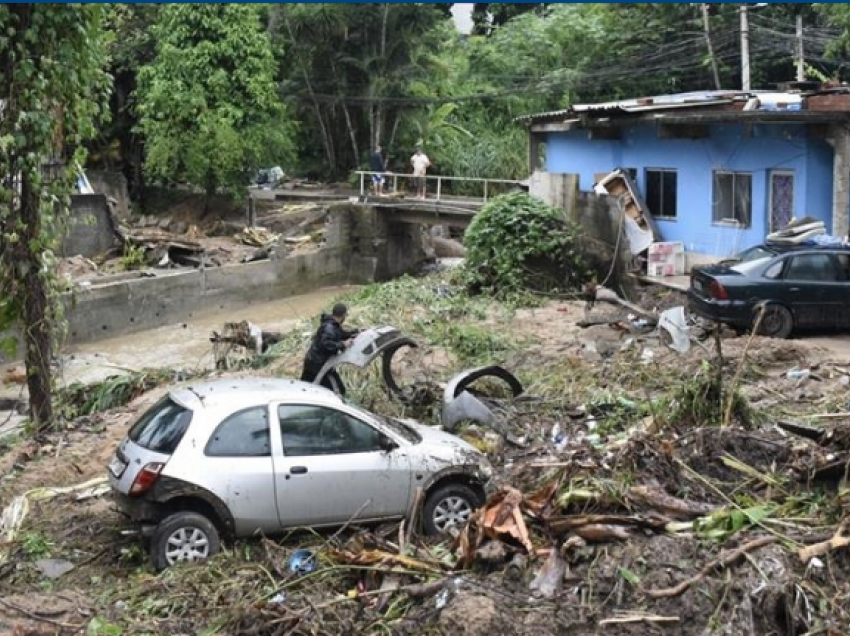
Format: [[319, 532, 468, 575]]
[[723, 245, 777, 264], [731, 256, 774, 276], [128, 396, 193, 454], [346, 403, 421, 443]]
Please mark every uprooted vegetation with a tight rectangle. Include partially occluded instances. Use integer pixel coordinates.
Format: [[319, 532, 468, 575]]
[[3, 273, 850, 634], [462, 192, 596, 297]]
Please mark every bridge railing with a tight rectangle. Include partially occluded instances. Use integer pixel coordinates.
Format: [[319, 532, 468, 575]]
[[352, 171, 525, 203]]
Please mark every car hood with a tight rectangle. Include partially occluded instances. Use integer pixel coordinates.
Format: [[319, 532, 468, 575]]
[[400, 419, 485, 465]]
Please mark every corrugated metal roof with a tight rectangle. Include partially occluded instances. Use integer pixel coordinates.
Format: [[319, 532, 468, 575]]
[[516, 90, 751, 123]]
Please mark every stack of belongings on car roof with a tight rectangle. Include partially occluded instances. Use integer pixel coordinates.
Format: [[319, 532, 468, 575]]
[[766, 215, 846, 247]]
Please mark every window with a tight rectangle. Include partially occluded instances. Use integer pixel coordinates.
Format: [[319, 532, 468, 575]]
[[713, 172, 752, 226], [278, 405, 383, 456], [645, 169, 677, 219], [205, 407, 270, 457], [784, 254, 841, 282], [129, 397, 192, 455]]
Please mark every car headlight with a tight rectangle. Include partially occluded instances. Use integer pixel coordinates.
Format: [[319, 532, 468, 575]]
[[478, 458, 494, 480]]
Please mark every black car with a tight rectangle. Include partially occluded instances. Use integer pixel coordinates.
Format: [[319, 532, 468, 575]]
[[688, 244, 850, 338]]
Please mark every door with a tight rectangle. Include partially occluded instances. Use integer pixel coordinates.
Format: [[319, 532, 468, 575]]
[[780, 253, 845, 328], [769, 171, 795, 233], [271, 404, 412, 527], [202, 406, 279, 534]]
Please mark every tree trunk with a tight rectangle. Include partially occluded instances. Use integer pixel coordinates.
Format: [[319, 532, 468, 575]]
[[701, 3, 721, 91], [283, 13, 336, 173], [19, 173, 53, 427]]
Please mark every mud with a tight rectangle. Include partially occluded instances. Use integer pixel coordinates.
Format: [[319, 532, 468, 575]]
[[4, 279, 850, 634]]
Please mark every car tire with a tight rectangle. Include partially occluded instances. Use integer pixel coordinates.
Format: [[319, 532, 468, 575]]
[[423, 484, 481, 536], [150, 512, 221, 570], [756, 304, 793, 339]]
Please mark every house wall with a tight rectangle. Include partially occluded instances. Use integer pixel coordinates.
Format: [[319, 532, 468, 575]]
[[545, 123, 834, 259]]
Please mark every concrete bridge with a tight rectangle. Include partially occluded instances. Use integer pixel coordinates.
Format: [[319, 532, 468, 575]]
[[255, 171, 525, 228]]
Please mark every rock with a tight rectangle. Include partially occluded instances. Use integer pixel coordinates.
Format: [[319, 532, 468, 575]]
[[35, 558, 75, 579], [439, 591, 501, 636]]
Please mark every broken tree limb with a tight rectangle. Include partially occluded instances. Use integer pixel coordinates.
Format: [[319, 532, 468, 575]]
[[593, 286, 658, 322], [644, 536, 776, 599], [599, 612, 680, 626], [547, 514, 671, 535], [627, 485, 718, 519], [798, 521, 850, 563], [573, 524, 631, 542]]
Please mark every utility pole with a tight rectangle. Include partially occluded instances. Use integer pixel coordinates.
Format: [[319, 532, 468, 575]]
[[796, 13, 805, 82], [740, 4, 750, 91]]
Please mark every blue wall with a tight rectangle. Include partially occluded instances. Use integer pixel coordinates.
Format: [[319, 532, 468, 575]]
[[545, 123, 834, 257]]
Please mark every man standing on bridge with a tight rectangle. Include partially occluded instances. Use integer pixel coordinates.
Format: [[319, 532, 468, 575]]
[[411, 146, 431, 200], [369, 144, 386, 196]]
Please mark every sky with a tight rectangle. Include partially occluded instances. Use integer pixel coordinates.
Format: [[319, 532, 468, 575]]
[[451, 3, 474, 35]]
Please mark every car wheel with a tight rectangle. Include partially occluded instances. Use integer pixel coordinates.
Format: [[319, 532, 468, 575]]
[[756, 304, 793, 339], [423, 484, 481, 535], [150, 512, 220, 570]]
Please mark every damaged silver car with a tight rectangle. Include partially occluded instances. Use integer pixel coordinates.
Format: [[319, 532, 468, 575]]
[[108, 378, 490, 569]]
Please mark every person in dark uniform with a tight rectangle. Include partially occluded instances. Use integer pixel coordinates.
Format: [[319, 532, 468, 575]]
[[369, 144, 386, 195], [300, 303, 358, 395]]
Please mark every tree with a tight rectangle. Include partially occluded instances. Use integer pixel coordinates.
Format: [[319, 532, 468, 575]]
[[0, 5, 110, 427], [275, 3, 448, 177], [137, 4, 294, 201]]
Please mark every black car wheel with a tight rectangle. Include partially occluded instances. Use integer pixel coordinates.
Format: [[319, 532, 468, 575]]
[[423, 484, 481, 535], [756, 304, 793, 339], [150, 511, 221, 570]]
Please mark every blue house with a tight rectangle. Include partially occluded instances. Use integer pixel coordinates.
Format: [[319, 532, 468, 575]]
[[520, 89, 850, 264]]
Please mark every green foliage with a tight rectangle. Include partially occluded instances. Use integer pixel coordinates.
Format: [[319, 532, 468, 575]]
[[137, 4, 295, 198], [57, 368, 195, 419], [0, 5, 111, 425], [462, 192, 590, 296], [21, 532, 53, 559], [120, 244, 146, 270], [669, 362, 753, 428]]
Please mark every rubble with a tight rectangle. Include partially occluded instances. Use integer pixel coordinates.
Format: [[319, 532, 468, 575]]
[[4, 272, 850, 634]]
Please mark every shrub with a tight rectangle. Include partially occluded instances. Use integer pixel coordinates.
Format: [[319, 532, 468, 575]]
[[462, 192, 590, 296]]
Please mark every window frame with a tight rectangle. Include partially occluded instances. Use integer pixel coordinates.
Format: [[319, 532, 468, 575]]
[[204, 406, 272, 458], [644, 168, 678, 220], [712, 171, 753, 228]]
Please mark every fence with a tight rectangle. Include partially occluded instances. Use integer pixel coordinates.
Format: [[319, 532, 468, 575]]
[[353, 171, 525, 202]]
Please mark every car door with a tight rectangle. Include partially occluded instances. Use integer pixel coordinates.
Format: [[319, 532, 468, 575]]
[[270, 403, 412, 527], [780, 253, 844, 329], [202, 406, 279, 534]]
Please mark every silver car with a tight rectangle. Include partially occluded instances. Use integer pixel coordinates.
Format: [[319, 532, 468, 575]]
[[108, 378, 491, 569]]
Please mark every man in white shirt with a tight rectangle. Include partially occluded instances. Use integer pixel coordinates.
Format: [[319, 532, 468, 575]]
[[410, 147, 431, 200]]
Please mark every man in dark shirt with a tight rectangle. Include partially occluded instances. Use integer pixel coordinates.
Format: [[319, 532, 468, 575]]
[[369, 145, 386, 195], [300, 303, 358, 395]]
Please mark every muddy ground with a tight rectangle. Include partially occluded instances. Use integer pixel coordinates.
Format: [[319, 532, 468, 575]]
[[3, 275, 850, 635]]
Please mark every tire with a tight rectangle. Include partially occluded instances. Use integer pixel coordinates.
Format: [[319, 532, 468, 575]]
[[150, 512, 221, 570], [423, 484, 481, 536], [756, 304, 793, 339]]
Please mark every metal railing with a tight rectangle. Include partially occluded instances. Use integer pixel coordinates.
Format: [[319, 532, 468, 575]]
[[353, 171, 525, 202]]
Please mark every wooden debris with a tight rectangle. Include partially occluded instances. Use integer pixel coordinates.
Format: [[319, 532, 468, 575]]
[[547, 514, 670, 535], [573, 524, 630, 542], [627, 485, 718, 519], [599, 612, 680, 626], [645, 536, 776, 599], [799, 521, 850, 563]]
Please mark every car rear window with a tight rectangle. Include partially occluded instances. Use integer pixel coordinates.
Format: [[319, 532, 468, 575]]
[[128, 396, 192, 455]]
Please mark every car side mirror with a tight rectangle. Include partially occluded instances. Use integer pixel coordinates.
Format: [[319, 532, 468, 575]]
[[378, 434, 398, 453]]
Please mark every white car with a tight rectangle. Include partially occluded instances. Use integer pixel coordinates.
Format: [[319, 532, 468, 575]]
[[108, 378, 490, 569]]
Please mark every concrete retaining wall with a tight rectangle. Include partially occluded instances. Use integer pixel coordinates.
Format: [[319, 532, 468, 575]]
[[61, 194, 119, 258], [1, 202, 428, 358]]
